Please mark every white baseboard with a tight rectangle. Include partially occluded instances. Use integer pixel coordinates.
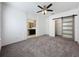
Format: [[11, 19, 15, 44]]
[[2, 39, 26, 46], [2, 34, 49, 46]]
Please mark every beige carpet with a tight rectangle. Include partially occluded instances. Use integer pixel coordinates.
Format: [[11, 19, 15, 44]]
[[1, 35, 79, 57]]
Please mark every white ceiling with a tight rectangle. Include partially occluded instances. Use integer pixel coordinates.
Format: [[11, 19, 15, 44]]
[[53, 2, 79, 13], [4, 2, 79, 14]]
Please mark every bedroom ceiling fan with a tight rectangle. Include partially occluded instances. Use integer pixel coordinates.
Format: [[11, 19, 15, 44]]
[[36, 3, 53, 15]]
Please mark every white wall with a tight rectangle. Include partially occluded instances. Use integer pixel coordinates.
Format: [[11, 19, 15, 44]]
[[0, 3, 1, 39], [2, 5, 27, 46], [36, 15, 47, 36], [75, 11, 79, 43], [0, 2, 2, 51], [26, 13, 47, 36], [2, 4, 47, 46], [29, 14, 47, 36]]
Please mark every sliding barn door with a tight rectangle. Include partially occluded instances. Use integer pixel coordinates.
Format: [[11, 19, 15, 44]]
[[62, 16, 74, 39]]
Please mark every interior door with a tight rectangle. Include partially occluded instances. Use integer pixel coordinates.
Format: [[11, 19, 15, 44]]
[[49, 20, 55, 37], [62, 16, 74, 39]]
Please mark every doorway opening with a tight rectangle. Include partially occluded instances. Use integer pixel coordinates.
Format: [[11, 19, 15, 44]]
[[55, 18, 62, 36], [55, 15, 75, 40]]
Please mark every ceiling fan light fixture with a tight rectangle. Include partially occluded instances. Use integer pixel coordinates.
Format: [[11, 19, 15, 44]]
[[44, 10, 47, 14], [42, 10, 47, 15], [37, 3, 53, 15]]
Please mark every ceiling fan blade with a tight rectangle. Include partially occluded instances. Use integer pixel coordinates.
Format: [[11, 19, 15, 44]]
[[38, 5, 43, 9], [47, 3, 52, 8], [36, 10, 42, 13], [47, 9, 53, 12]]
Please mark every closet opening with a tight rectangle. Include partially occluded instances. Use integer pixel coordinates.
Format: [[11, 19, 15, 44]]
[[54, 15, 76, 40], [55, 18, 62, 37]]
